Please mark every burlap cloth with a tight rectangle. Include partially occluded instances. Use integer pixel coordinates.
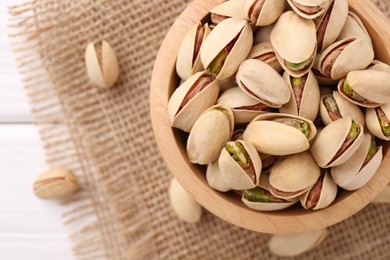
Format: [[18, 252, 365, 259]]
[[8, 0, 390, 259]]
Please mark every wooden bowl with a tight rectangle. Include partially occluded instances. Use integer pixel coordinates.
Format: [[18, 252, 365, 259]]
[[150, 0, 390, 234]]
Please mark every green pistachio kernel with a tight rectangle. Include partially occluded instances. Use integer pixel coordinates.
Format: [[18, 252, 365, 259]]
[[243, 187, 272, 202], [365, 139, 377, 163], [343, 80, 354, 96], [226, 141, 248, 166], [349, 121, 360, 138], [291, 76, 304, 87], [208, 50, 227, 75], [286, 58, 312, 71]]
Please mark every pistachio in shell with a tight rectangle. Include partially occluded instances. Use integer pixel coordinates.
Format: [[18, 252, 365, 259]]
[[338, 70, 390, 108], [270, 11, 317, 77], [269, 151, 321, 200], [269, 229, 327, 257], [243, 113, 317, 156], [312, 54, 338, 85], [236, 59, 290, 108], [366, 103, 390, 141], [319, 37, 374, 80], [368, 60, 390, 74], [287, 0, 331, 19], [200, 18, 253, 80], [337, 11, 372, 47], [310, 117, 364, 168], [187, 105, 234, 165], [331, 134, 383, 191], [217, 87, 274, 124], [168, 71, 219, 132], [206, 160, 231, 192], [315, 0, 348, 51], [247, 42, 283, 73], [299, 170, 337, 210], [176, 22, 211, 80], [242, 175, 297, 211], [244, 0, 286, 26], [320, 91, 365, 126], [254, 23, 274, 44], [210, 0, 247, 25], [280, 70, 320, 121], [219, 140, 261, 190]]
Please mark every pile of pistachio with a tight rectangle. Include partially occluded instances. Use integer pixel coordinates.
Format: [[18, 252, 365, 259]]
[[168, 0, 390, 212]]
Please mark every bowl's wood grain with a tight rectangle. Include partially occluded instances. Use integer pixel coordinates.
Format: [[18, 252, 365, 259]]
[[150, 0, 390, 234]]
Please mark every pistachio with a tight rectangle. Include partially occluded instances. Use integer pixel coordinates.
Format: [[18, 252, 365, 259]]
[[287, 0, 330, 19], [169, 178, 202, 223], [85, 41, 120, 89], [244, 0, 286, 26], [337, 11, 372, 47], [33, 168, 78, 199], [366, 103, 390, 141], [247, 42, 283, 73], [210, 0, 247, 25], [206, 160, 231, 192]]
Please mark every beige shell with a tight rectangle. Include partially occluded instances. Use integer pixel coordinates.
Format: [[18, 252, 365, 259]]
[[242, 175, 298, 211], [243, 0, 286, 26], [210, 0, 247, 21], [217, 87, 271, 124], [319, 37, 374, 80], [366, 103, 390, 141], [169, 178, 202, 223], [314, 0, 348, 51], [247, 42, 283, 73], [269, 229, 328, 257], [319, 91, 365, 126], [368, 60, 390, 73], [33, 168, 78, 199], [206, 160, 231, 192], [338, 70, 390, 108], [331, 134, 383, 191], [310, 117, 364, 168], [254, 24, 274, 44], [271, 11, 317, 77], [187, 105, 234, 165], [287, 0, 330, 19], [269, 151, 321, 200], [337, 11, 372, 47], [219, 140, 262, 190], [280, 70, 320, 121], [299, 170, 338, 210], [243, 113, 317, 156], [168, 71, 219, 132], [201, 18, 253, 80], [312, 54, 338, 85], [176, 22, 211, 80], [236, 59, 290, 108]]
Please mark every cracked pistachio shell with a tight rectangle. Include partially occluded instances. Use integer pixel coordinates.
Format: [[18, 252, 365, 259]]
[[320, 91, 365, 126], [280, 70, 320, 121], [242, 175, 298, 211], [269, 229, 327, 257], [187, 105, 234, 165], [176, 22, 211, 80], [243, 113, 317, 156], [210, 0, 247, 21], [219, 140, 262, 190], [254, 24, 274, 44], [271, 11, 317, 77], [269, 152, 321, 200], [337, 11, 372, 47], [366, 103, 390, 141], [287, 0, 330, 19], [314, 0, 348, 51], [168, 71, 219, 132], [368, 60, 390, 73], [310, 117, 364, 168], [217, 87, 271, 124], [338, 70, 390, 108], [200, 18, 253, 80], [236, 59, 290, 108], [247, 42, 283, 73], [319, 37, 374, 80], [85, 41, 120, 89], [33, 168, 78, 199], [206, 160, 231, 192], [169, 178, 202, 223], [331, 134, 383, 191], [312, 54, 338, 85], [243, 0, 286, 26], [299, 170, 337, 210]]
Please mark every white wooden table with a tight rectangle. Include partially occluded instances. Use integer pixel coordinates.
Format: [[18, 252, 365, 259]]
[[0, 1, 74, 259]]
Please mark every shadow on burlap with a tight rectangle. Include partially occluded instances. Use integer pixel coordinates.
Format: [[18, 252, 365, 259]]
[[8, 0, 390, 259]]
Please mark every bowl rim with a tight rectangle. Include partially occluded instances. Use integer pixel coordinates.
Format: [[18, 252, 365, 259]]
[[150, 0, 390, 234]]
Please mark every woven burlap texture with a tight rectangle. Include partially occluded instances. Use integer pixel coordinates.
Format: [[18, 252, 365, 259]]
[[8, 0, 390, 259]]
